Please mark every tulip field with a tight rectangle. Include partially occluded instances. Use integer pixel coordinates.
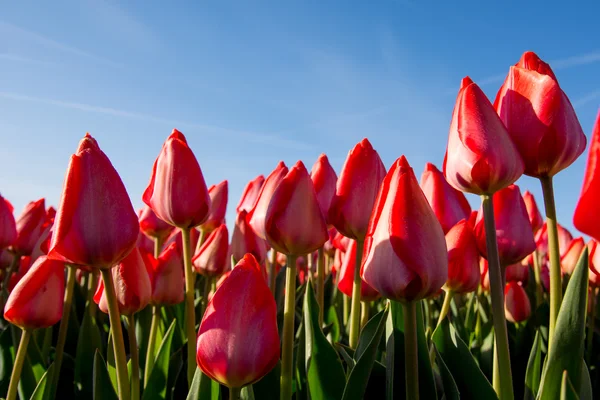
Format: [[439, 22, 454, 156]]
[[1, 50, 600, 400]]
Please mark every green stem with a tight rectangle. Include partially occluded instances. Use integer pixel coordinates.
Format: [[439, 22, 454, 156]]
[[317, 248, 325, 327], [230, 387, 241, 400], [100, 269, 131, 400], [153, 236, 163, 258], [87, 271, 99, 319], [2, 252, 19, 299], [532, 250, 543, 308], [348, 240, 364, 349], [144, 306, 160, 387], [269, 250, 278, 293], [343, 294, 350, 326], [195, 229, 207, 255], [540, 176, 562, 347], [127, 314, 140, 400], [586, 288, 597, 365], [181, 228, 197, 387], [402, 301, 419, 400], [481, 194, 514, 400], [475, 289, 482, 349], [360, 302, 369, 328], [436, 290, 454, 328], [6, 328, 31, 400], [280, 254, 297, 400]]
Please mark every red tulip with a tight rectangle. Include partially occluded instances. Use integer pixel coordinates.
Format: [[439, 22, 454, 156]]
[[201, 180, 228, 233], [163, 228, 200, 255], [506, 262, 529, 284], [323, 227, 337, 257], [535, 222, 573, 258], [337, 240, 380, 301], [94, 247, 151, 315], [420, 163, 471, 233], [7, 256, 31, 292], [574, 111, 600, 240], [248, 162, 288, 240], [137, 230, 155, 256], [541, 260, 551, 292], [146, 243, 184, 306], [522, 191, 544, 233], [193, 224, 230, 277], [236, 175, 265, 214], [444, 77, 524, 195], [467, 210, 478, 229], [361, 156, 447, 302], [4, 256, 65, 329], [143, 129, 211, 228], [329, 138, 386, 241], [0, 250, 13, 270], [332, 232, 351, 252], [30, 224, 52, 263], [49, 135, 139, 268], [0, 195, 17, 250], [561, 237, 585, 276], [504, 281, 531, 323], [12, 198, 46, 256], [139, 205, 173, 241], [310, 154, 338, 223], [494, 51, 586, 177], [196, 254, 280, 388], [264, 161, 328, 255], [231, 210, 267, 264], [331, 248, 343, 278], [445, 219, 480, 294], [45, 206, 56, 226], [474, 184, 536, 265], [480, 258, 490, 292]]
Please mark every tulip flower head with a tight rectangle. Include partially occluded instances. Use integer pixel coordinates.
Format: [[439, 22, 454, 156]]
[[192, 224, 230, 277], [522, 191, 544, 233], [445, 219, 480, 294], [201, 180, 228, 233], [504, 281, 531, 323], [139, 205, 173, 241], [310, 154, 338, 224], [146, 242, 184, 306], [0, 195, 17, 250], [236, 175, 265, 214], [230, 210, 267, 264], [12, 198, 46, 256], [337, 240, 380, 301], [248, 162, 288, 240]]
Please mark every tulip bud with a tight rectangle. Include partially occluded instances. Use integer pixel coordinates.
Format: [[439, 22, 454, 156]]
[[146, 243, 184, 306], [479, 258, 490, 292], [193, 224, 229, 277], [561, 237, 585, 276], [48, 134, 139, 269], [248, 162, 288, 240], [0, 195, 17, 250], [30, 224, 52, 263], [329, 138, 386, 241], [504, 281, 531, 323], [139, 205, 173, 241], [535, 222, 573, 258], [201, 180, 228, 233], [163, 228, 200, 255], [323, 227, 337, 257], [143, 129, 211, 228], [332, 232, 351, 252], [506, 262, 529, 284], [236, 175, 265, 214], [495, 51, 586, 177], [13, 198, 46, 256], [4, 256, 65, 329], [522, 191, 543, 233], [420, 163, 471, 234], [445, 219, 480, 294], [7, 256, 30, 292], [361, 156, 447, 302], [137, 230, 155, 255], [231, 210, 267, 264], [196, 254, 280, 388], [337, 240, 380, 301], [444, 77, 524, 195], [310, 154, 338, 223]]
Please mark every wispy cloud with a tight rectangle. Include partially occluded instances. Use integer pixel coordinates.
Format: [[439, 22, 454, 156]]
[[0, 53, 59, 67], [0, 91, 312, 150], [573, 89, 600, 108]]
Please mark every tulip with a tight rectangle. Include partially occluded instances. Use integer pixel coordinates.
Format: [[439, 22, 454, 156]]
[[236, 174, 265, 214], [7, 256, 32, 292], [420, 163, 471, 233], [504, 282, 531, 323], [12, 198, 46, 256], [0, 194, 16, 250], [200, 180, 228, 234], [137, 230, 155, 256], [248, 161, 288, 240], [29, 224, 52, 263], [561, 237, 585, 276], [506, 262, 529, 284], [163, 228, 200, 256], [337, 240, 380, 301], [197, 254, 280, 395], [193, 224, 229, 277], [522, 191, 544, 233], [146, 243, 184, 306], [323, 227, 337, 257], [445, 219, 480, 294], [231, 210, 267, 265], [310, 153, 338, 222], [45, 206, 56, 226], [139, 205, 173, 244], [535, 222, 573, 258], [480, 258, 490, 292]]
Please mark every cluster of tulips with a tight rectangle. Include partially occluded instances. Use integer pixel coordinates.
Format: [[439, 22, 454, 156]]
[[0, 50, 599, 400]]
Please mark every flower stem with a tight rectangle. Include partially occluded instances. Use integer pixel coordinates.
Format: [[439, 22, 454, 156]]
[[230, 387, 241, 400], [6, 328, 31, 400], [481, 194, 514, 400], [100, 269, 130, 400], [348, 240, 364, 349], [360, 302, 369, 328], [436, 290, 454, 328], [154, 236, 163, 259], [87, 270, 99, 318], [402, 301, 419, 400], [532, 250, 543, 308], [269, 250, 278, 293], [195, 229, 207, 254], [540, 175, 562, 347], [280, 254, 297, 400], [317, 247, 325, 327], [2, 252, 19, 299], [144, 305, 160, 387], [181, 228, 197, 387], [127, 314, 140, 400]]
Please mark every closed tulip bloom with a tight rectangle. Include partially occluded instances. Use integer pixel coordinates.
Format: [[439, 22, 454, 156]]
[[13, 198, 46, 256], [361, 156, 447, 302], [445, 219, 480, 294], [4, 256, 65, 329], [30, 224, 52, 263], [323, 227, 337, 257], [146, 243, 184, 306], [196, 254, 280, 388], [45, 206, 56, 226], [474, 184, 536, 265], [332, 232, 351, 252], [264, 161, 328, 255], [506, 262, 529, 284], [236, 175, 265, 214], [193, 224, 229, 277], [231, 210, 267, 264], [201, 180, 228, 233], [248, 162, 288, 240], [480, 258, 490, 292], [495, 51, 586, 177], [522, 191, 544, 233], [0, 195, 17, 250], [541, 260, 551, 292], [139, 205, 173, 240], [163, 227, 200, 255], [143, 129, 211, 228], [137, 231, 155, 255], [0, 250, 13, 270], [561, 237, 585, 275], [420, 163, 471, 234], [310, 154, 338, 223], [48, 134, 139, 269], [329, 139, 386, 241], [444, 77, 524, 195], [535, 222, 573, 258], [574, 111, 600, 240], [8, 256, 32, 292], [504, 281, 531, 323], [338, 240, 380, 301]]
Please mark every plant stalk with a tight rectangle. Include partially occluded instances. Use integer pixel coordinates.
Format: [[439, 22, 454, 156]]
[[181, 228, 197, 386], [144, 305, 160, 387], [269, 250, 278, 293], [280, 254, 297, 400], [6, 328, 31, 400], [403, 301, 419, 400], [127, 314, 140, 400], [317, 247, 325, 327], [348, 240, 364, 349]]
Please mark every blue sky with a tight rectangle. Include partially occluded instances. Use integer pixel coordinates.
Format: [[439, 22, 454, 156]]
[[1, 0, 599, 237]]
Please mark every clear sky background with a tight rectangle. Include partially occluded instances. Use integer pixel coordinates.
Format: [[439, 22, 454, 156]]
[[1, 1, 599, 238]]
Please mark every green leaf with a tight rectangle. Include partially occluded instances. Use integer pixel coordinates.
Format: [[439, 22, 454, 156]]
[[74, 306, 103, 397], [342, 307, 388, 400], [524, 330, 543, 400], [0, 328, 15, 395], [579, 361, 593, 400], [560, 370, 580, 400], [432, 319, 497, 400], [240, 385, 255, 400], [433, 346, 459, 400], [325, 306, 341, 344], [106, 330, 118, 392], [93, 350, 118, 400], [538, 249, 589, 399], [29, 362, 54, 400], [142, 320, 176, 400], [304, 279, 346, 400], [186, 367, 221, 400], [40, 327, 53, 363]]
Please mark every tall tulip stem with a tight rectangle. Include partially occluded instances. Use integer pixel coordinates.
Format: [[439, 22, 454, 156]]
[[280, 254, 297, 400], [181, 228, 197, 386], [317, 247, 325, 326], [540, 175, 562, 345], [144, 305, 160, 387], [202, 276, 213, 317], [402, 301, 419, 400], [127, 314, 140, 400], [100, 269, 130, 400], [269, 250, 278, 293], [532, 251, 543, 308], [87, 271, 99, 318], [481, 194, 514, 400], [348, 240, 364, 349], [436, 290, 454, 328], [6, 328, 31, 400], [230, 387, 241, 400]]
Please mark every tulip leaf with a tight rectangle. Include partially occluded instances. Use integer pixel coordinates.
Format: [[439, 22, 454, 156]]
[[93, 350, 118, 400], [0, 328, 14, 395], [433, 346, 460, 400], [29, 362, 54, 400], [560, 370, 580, 400], [432, 319, 497, 400], [74, 305, 103, 398], [304, 279, 346, 400], [579, 361, 592, 400], [342, 306, 388, 400], [538, 249, 589, 399], [524, 330, 543, 400], [325, 305, 341, 343], [40, 327, 53, 363], [186, 367, 221, 400], [142, 320, 176, 400], [135, 305, 153, 372], [106, 330, 118, 392]]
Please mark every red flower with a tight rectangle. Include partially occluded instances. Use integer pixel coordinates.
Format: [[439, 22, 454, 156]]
[[248, 162, 288, 240], [535, 222, 573, 258], [310, 154, 338, 223], [139, 205, 173, 240], [561, 237, 585, 275], [201, 180, 228, 233], [445, 219, 480, 294], [505, 262, 529, 285], [13, 198, 46, 256], [504, 281, 531, 323], [193, 224, 230, 277], [145, 243, 184, 306], [231, 210, 267, 264], [522, 190, 544, 233], [0, 195, 16, 250], [337, 240, 380, 301], [236, 175, 265, 214]]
